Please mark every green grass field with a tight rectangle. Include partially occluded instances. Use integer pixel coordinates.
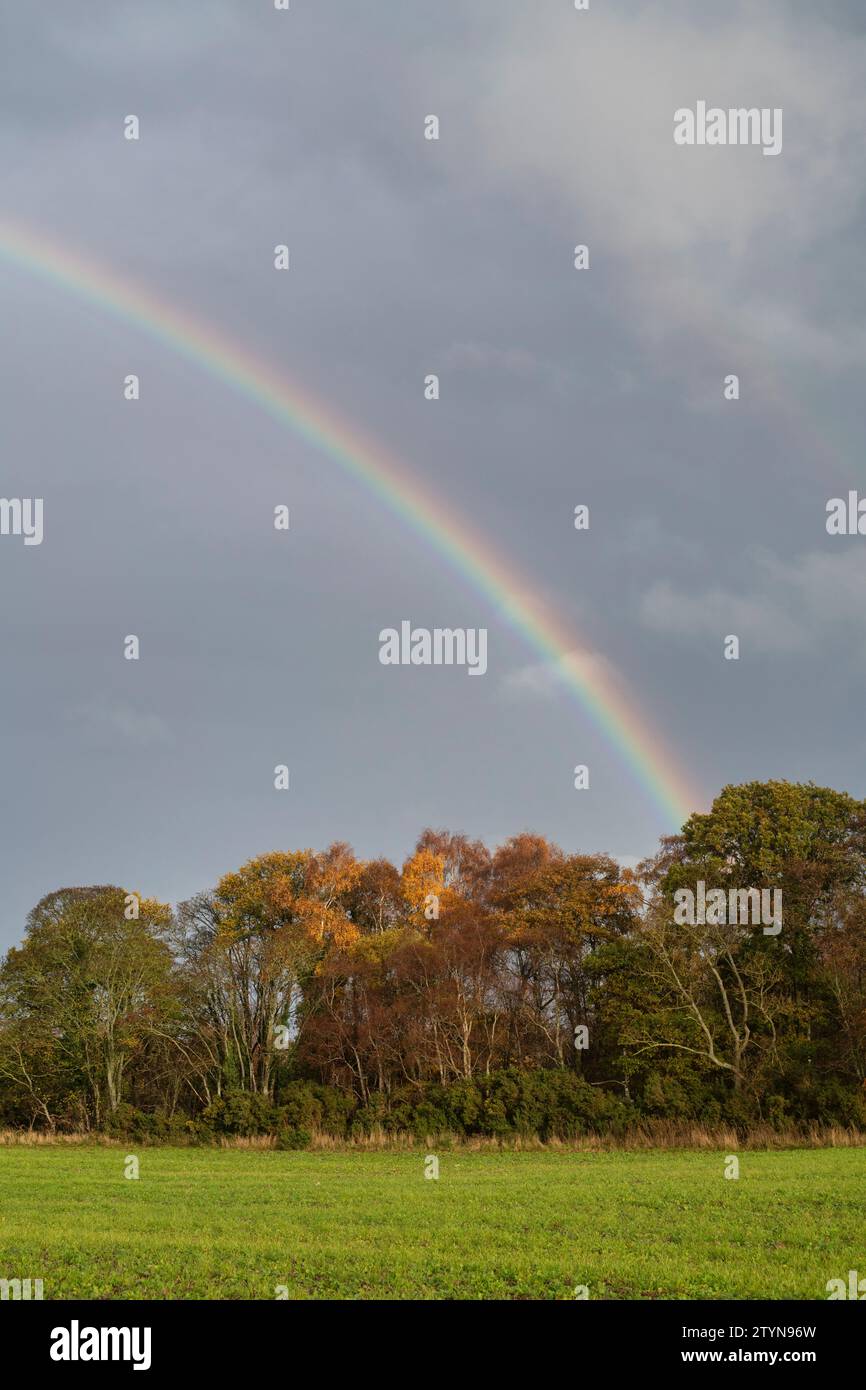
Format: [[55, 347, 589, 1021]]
[[0, 1146, 862, 1299]]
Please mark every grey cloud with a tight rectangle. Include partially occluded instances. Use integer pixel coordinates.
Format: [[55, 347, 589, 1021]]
[[70, 700, 173, 749], [0, 0, 863, 947], [640, 545, 866, 656]]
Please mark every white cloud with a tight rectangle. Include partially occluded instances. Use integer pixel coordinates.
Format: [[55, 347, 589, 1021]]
[[502, 658, 562, 700], [442, 341, 539, 376], [70, 699, 172, 748], [640, 578, 803, 652], [463, 1, 866, 370], [502, 647, 623, 701], [640, 544, 866, 654]]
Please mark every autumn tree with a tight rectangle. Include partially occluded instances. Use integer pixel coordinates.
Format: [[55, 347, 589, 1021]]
[[400, 847, 446, 929], [816, 886, 866, 1087], [345, 859, 403, 934], [414, 829, 491, 900], [494, 852, 641, 1069], [4, 790, 866, 1134], [175, 848, 360, 1099]]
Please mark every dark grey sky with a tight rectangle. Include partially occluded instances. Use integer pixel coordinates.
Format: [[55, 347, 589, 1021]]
[[2, 0, 864, 947]]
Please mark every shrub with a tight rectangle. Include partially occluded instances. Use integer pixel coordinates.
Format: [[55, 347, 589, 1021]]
[[202, 1091, 281, 1137], [275, 1125, 312, 1150]]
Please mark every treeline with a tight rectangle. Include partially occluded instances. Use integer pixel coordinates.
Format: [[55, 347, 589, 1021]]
[[2, 780, 866, 1143]]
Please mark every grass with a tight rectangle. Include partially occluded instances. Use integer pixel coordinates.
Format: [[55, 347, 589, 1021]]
[[0, 1145, 862, 1299]]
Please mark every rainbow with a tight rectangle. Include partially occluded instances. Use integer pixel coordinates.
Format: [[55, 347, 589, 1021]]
[[0, 218, 702, 827]]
